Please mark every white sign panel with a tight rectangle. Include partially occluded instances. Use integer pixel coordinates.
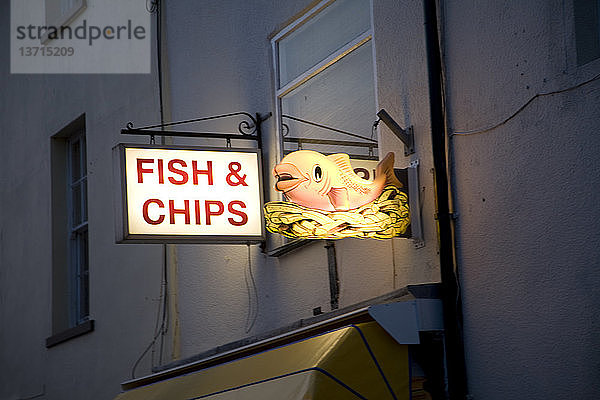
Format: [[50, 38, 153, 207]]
[[114, 144, 264, 243]]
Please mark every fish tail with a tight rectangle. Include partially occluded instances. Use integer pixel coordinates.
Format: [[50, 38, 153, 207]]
[[377, 152, 403, 188]]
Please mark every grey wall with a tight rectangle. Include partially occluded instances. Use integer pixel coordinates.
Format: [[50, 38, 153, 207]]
[[6, 1, 595, 399], [0, 2, 166, 399], [443, 0, 600, 398], [0, 1, 442, 399], [162, 0, 441, 361]]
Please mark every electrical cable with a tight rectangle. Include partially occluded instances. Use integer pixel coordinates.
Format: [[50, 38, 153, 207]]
[[451, 72, 600, 136], [244, 244, 259, 333], [132, 247, 167, 378], [131, 0, 169, 379]]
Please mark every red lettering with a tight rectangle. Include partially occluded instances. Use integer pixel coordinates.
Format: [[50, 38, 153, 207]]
[[169, 199, 190, 224], [168, 159, 188, 185], [205, 200, 224, 225], [228, 201, 248, 226], [137, 159, 154, 183], [192, 160, 213, 185], [142, 199, 165, 225], [194, 200, 202, 225], [157, 158, 164, 184]]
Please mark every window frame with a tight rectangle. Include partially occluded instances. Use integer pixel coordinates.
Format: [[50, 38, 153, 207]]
[[270, 0, 377, 163], [47, 114, 93, 347], [66, 130, 89, 326], [43, 0, 87, 44], [267, 0, 379, 255]]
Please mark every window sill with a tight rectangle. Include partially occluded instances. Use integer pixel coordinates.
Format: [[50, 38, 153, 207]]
[[46, 319, 94, 348]]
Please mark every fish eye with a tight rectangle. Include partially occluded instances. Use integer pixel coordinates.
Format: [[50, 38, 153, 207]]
[[313, 165, 323, 182]]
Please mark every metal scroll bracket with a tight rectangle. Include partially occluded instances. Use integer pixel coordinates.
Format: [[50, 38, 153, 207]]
[[121, 112, 272, 148]]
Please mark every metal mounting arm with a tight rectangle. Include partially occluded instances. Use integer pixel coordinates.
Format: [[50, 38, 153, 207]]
[[376, 109, 415, 156]]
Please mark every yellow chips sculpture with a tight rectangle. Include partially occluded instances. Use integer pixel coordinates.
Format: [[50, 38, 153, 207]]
[[264, 186, 410, 240]]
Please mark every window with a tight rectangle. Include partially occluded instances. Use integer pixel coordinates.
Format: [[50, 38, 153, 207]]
[[272, 0, 377, 160], [574, 0, 600, 65], [43, 0, 86, 44], [67, 130, 89, 325], [47, 115, 92, 347]]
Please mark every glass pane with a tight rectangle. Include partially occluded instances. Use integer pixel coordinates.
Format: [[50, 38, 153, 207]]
[[71, 138, 80, 182], [81, 135, 87, 176], [281, 41, 376, 157], [72, 182, 81, 227], [79, 229, 89, 321], [278, 0, 371, 87], [82, 178, 88, 223]]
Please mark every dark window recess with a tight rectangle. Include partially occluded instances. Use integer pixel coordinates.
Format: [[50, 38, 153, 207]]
[[574, 0, 600, 65]]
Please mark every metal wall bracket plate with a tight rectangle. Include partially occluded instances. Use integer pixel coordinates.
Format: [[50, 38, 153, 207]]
[[408, 159, 425, 247], [404, 125, 415, 156], [368, 299, 444, 344]]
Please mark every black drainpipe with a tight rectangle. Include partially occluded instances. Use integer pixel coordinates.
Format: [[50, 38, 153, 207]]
[[423, 0, 468, 399]]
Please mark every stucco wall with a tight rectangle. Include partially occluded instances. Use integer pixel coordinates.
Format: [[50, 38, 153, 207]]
[[443, 0, 600, 398], [0, 2, 165, 399], [162, 0, 441, 360], [1, 1, 442, 397]]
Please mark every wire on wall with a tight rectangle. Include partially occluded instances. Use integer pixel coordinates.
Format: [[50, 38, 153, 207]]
[[245, 244, 259, 333], [131, 246, 169, 379], [131, 0, 170, 379], [451, 72, 600, 137]]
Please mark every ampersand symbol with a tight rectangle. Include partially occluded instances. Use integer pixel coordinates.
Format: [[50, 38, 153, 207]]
[[226, 162, 248, 186]]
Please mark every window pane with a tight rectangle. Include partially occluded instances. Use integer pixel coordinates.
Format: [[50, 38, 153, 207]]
[[82, 179, 88, 223], [71, 139, 80, 182], [281, 41, 376, 157], [278, 0, 371, 87], [574, 0, 600, 65], [78, 229, 89, 321], [72, 182, 81, 227], [81, 135, 87, 176]]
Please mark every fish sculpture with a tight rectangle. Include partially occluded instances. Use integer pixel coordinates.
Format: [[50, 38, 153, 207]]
[[273, 150, 402, 212]]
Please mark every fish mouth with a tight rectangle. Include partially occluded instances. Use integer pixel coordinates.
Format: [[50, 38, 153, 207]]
[[273, 163, 307, 193]]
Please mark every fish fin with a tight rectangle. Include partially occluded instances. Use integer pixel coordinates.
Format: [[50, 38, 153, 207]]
[[327, 153, 355, 176], [377, 152, 403, 188], [327, 187, 350, 211]]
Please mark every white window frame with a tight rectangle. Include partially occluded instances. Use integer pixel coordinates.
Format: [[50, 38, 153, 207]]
[[66, 130, 89, 326], [43, 0, 86, 44], [270, 0, 377, 162]]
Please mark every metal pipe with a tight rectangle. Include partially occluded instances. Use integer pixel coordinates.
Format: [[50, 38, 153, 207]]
[[423, 0, 468, 398], [324, 240, 340, 310]]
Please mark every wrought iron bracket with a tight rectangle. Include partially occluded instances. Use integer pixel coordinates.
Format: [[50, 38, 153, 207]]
[[121, 112, 272, 148]]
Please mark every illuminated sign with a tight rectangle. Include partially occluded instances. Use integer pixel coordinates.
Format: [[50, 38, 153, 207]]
[[264, 150, 410, 240], [114, 144, 264, 243]]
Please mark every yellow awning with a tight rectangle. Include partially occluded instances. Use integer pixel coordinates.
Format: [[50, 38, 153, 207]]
[[114, 321, 409, 400]]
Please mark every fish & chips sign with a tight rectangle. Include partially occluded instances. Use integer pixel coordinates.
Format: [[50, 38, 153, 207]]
[[114, 144, 264, 243]]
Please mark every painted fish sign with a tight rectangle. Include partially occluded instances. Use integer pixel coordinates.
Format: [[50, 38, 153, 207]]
[[264, 150, 410, 240]]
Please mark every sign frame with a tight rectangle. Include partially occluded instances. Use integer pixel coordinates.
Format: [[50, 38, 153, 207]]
[[113, 143, 265, 244]]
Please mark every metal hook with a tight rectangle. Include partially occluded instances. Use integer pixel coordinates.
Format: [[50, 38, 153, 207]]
[[226, 137, 232, 148], [371, 118, 380, 140]]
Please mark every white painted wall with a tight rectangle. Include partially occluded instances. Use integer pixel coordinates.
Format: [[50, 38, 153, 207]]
[[161, 0, 441, 361], [9, 0, 596, 399], [443, 0, 600, 398], [0, 2, 166, 399], [1, 1, 441, 398]]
